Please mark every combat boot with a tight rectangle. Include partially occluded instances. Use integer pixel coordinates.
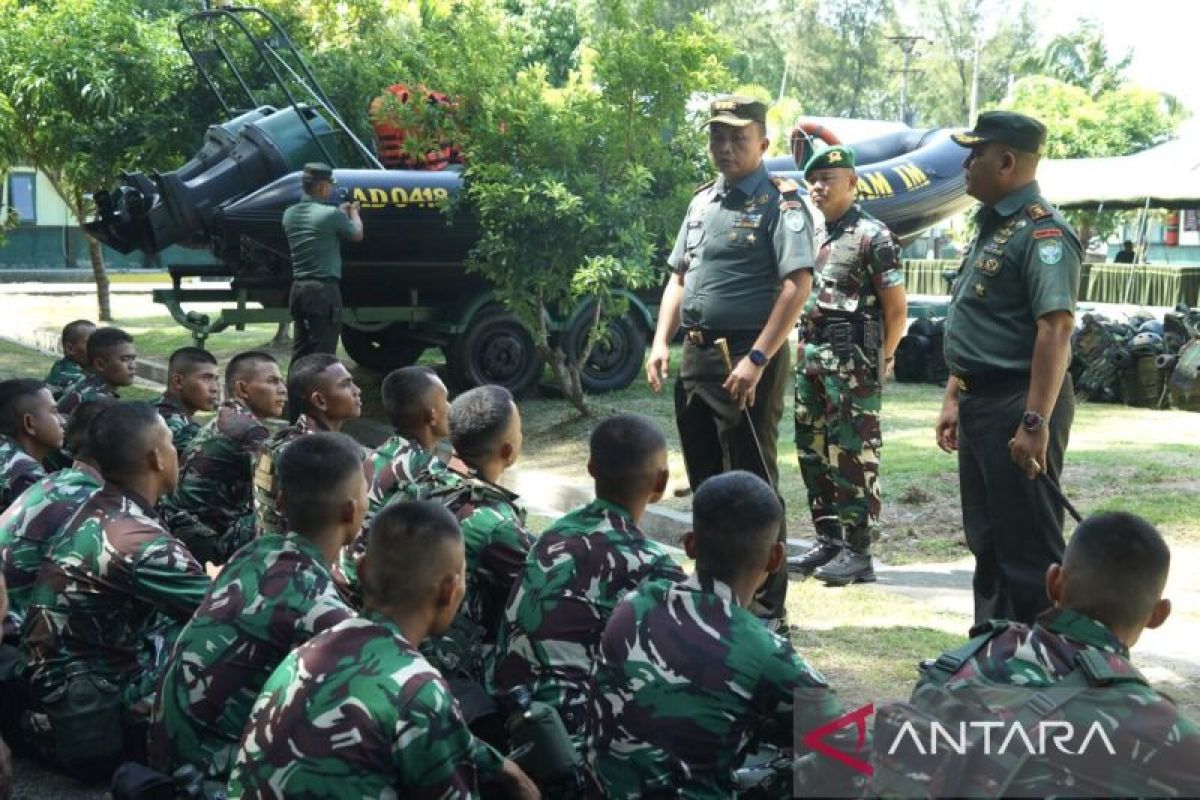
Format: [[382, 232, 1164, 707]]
[[787, 537, 843, 574], [814, 549, 875, 586]]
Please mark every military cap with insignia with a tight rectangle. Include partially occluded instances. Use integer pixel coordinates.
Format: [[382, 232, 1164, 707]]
[[803, 145, 856, 177], [951, 110, 1047, 155], [301, 162, 336, 184], [704, 95, 767, 128]]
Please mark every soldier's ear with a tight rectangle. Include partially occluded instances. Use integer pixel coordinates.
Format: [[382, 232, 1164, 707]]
[[19, 411, 36, 438], [310, 390, 328, 413], [1146, 598, 1172, 630], [764, 541, 785, 576], [683, 530, 697, 560], [586, 458, 597, 479], [1045, 563, 1065, 606], [650, 467, 669, 497]]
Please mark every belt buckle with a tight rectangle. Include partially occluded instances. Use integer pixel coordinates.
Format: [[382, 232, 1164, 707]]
[[686, 329, 704, 346], [955, 376, 968, 393]]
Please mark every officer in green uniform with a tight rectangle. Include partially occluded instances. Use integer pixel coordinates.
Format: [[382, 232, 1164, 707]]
[[282, 163, 363, 359], [936, 111, 1081, 624], [646, 95, 815, 624], [789, 146, 907, 586]]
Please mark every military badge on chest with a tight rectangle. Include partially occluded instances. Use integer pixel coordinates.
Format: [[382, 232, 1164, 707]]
[[976, 218, 1022, 276]]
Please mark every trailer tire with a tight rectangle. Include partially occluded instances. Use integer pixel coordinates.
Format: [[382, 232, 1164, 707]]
[[341, 324, 426, 373], [447, 306, 541, 396], [563, 311, 647, 394]]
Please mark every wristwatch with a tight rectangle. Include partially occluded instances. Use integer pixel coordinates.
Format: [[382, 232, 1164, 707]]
[[1021, 410, 1047, 432], [748, 349, 768, 367]]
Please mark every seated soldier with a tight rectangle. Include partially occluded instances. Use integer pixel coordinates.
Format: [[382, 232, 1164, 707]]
[[252, 353, 361, 537], [155, 346, 220, 455], [160, 351, 287, 565], [898, 511, 1200, 797], [587, 471, 856, 799], [339, 364, 451, 591], [151, 432, 363, 781], [421, 385, 534, 690], [227, 501, 537, 799], [19, 403, 210, 765], [0, 379, 63, 514], [495, 413, 684, 743], [0, 399, 113, 636], [45, 319, 96, 400], [56, 326, 137, 416]]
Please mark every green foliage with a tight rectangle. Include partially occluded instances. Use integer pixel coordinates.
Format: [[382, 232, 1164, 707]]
[[1027, 19, 1132, 99]]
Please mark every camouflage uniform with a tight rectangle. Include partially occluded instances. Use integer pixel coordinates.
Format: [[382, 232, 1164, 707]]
[[423, 470, 534, 690], [587, 574, 851, 799], [0, 461, 102, 633], [45, 358, 86, 401], [251, 414, 330, 538], [154, 393, 201, 456], [920, 607, 1200, 796], [150, 531, 353, 781], [338, 433, 449, 590], [20, 484, 209, 718], [494, 498, 685, 741], [0, 435, 47, 516], [227, 612, 505, 799], [159, 400, 270, 565], [795, 203, 904, 553], [55, 372, 118, 417]]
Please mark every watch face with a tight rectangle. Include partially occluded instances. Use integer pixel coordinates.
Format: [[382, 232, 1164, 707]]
[[1023, 412, 1043, 430]]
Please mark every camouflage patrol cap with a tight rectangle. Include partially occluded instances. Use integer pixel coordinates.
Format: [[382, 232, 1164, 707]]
[[302, 162, 336, 184], [952, 110, 1047, 155], [704, 95, 767, 128], [803, 145, 856, 177]]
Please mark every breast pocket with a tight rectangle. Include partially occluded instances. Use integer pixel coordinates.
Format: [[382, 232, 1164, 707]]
[[685, 220, 705, 250]]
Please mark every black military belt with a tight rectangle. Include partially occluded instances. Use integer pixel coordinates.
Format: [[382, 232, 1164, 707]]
[[293, 277, 339, 284], [953, 369, 1029, 395], [683, 328, 758, 351]]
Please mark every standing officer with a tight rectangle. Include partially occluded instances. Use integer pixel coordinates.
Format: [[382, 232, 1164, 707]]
[[789, 146, 907, 586], [282, 163, 363, 359], [936, 111, 1080, 624], [646, 95, 815, 625]]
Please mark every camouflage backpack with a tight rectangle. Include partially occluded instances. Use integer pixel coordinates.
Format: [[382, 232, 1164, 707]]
[[869, 621, 1152, 799]]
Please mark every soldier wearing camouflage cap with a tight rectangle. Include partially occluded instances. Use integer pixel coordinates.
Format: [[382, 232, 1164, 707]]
[[645, 94, 816, 626], [788, 145, 908, 586], [937, 110, 1081, 624]]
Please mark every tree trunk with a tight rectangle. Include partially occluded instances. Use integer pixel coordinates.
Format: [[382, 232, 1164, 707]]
[[535, 302, 589, 416], [84, 231, 112, 322]]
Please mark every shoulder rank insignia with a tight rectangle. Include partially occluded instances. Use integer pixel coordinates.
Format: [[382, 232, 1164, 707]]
[[769, 175, 800, 194], [1026, 202, 1052, 222], [692, 178, 716, 196]]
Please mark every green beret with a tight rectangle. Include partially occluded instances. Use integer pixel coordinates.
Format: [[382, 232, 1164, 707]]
[[705, 95, 767, 128], [803, 145, 856, 177], [951, 110, 1047, 155]]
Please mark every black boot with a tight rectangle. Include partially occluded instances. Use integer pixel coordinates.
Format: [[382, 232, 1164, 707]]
[[787, 538, 843, 574], [814, 549, 875, 586]]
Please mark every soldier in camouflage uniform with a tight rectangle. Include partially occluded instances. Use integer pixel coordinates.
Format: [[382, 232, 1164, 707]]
[[160, 352, 286, 565], [0, 399, 113, 635], [227, 501, 538, 800], [151, 433, 364, 781], [44, 319, 95, 400], [789, 146, 908, 586], [586, 471, 861, 798], [895, 512, 1200, 796], [155, 346, 221, 456], [338, 365, 452, 593], [0, 380, 63, 515], [19, 404, 210, 758], [55, 326, 138, 416], [420, 385, 534, 690], [495, 414, 684, 743], [252, 354, 361, 537]]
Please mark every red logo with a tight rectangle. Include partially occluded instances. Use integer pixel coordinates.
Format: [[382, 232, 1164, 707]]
[[801, 703, 874, 776]]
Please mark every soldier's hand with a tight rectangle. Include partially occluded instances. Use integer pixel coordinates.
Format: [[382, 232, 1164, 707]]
[[723, 357, 763, 410], [0, 735, 11, 800], [498, 758, 541, 799], [1008, 427, 1048, 480], [646, 343, 671, 393], [934, 396, 959, 453]]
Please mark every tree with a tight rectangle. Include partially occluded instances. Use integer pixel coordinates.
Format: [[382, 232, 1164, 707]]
[[1029, 19, 1131, 99], [0, 0, 205, 320]]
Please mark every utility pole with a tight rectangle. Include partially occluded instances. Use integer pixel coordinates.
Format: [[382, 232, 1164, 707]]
[[888, 35, 930, 126]]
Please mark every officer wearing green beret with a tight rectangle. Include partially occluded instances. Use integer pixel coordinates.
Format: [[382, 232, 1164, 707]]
[[936, 110, 1081, 624], [646, 95, 816, 625], [789, 145, 907, 586], [283, 162, 364, 359]]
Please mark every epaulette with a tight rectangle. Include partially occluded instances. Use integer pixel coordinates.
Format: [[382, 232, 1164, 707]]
[[769, 175, 801, 195], [1026, 202, 1053, 222], [692, 178, 716, 196]]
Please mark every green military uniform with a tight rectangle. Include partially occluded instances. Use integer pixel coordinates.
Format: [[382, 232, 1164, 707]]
[[150, 531, 353, 781], [0, 435, 46, 517], [45, 358, 86, 401], [154, 393, 200, 456], [792, 145, 905, 585], [494, 498, 685, 744], [946, 112, 1081, 625], [283, 163, 357, 359], [227, 612, 505, 799], [0, 461, 102, 634], [586, 573, 859, 798], [55, 372, 117, 417], [670, 96, 816, 620], [251, 413, 330, 537], [159, 399, 270, 565]]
